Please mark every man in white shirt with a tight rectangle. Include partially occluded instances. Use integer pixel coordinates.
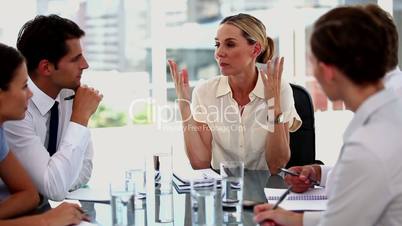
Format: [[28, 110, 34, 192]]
[[253, 5, 402, 226], [3, 15, 102, 201]]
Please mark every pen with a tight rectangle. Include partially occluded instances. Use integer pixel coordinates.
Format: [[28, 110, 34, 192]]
[[272, 186, 292, 210], [279, 168, 320, 186], [64, 94, 75, 100], [77, 206, 87, 215], [279, 167, 299, 177], [242, 200, 265, 210]]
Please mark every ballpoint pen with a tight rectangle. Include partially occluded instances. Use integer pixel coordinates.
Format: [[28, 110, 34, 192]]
[[64, 94, 75, 100], [272, 186, 292, 210], [242, 200, 265, 210], [77, 206, 88, 215], [279, 168, 320, 186]]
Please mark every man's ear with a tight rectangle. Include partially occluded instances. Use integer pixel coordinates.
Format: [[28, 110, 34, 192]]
[[37, 59, 54, 77], [319, 62, 336, 83]]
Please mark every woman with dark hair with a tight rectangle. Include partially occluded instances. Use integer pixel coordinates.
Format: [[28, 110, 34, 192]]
[[168, 13, 301, 173], [0, 42, 86, 225], [254, 5, 402, 226]]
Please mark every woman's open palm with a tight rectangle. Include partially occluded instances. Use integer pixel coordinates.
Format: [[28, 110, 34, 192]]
[[168, 59, 191, 101], [260, 57, 284, 110]]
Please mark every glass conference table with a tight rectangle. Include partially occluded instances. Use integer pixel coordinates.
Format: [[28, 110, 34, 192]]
[[77, 170, 289, 226]]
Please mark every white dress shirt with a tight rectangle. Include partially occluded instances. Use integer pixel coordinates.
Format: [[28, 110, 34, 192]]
[[303, 89, 402, 226], [3, 79, 93, 201], [384, 66, 402, 91], [192, 73, 301, 170]]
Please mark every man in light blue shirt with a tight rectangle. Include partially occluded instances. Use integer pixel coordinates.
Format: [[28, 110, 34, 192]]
[[254, 5, 402, 226], [367, 4, 402, 91]]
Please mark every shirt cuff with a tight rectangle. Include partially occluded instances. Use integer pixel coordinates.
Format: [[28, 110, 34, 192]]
[[319, 165, 333, 187], [303, 211, 322, 226], [283, 109, 302, 132], [63, 122, 90, 151]]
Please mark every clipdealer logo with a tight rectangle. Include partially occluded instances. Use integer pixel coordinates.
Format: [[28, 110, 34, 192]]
[[128, 97, 276, 132], [128, 98, 190, 128]]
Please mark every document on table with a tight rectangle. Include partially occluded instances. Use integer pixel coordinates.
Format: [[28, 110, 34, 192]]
[[173, 168, 221, 193], [264, 187, 327, 211], [174, 168, 221, 184], [75, 221, 98, 226], [66, 186, 109, 203]]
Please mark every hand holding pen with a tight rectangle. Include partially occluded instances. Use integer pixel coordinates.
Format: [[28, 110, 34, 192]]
[[70, 85, 103, 127], [253, 186, 303, 226], [41, 202, 90, 225], [272, 185, 292, 210], [280, 166, 321, 193]]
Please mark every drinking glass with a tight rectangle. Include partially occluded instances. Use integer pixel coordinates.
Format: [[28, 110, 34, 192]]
[[220, 161, 244, 223], [110, 182, 135, 226], [191, 178, 217, 226]]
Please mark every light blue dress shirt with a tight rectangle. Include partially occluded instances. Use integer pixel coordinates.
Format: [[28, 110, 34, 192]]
[[0, 127, 9, 162], [304, 89, 402, 226]]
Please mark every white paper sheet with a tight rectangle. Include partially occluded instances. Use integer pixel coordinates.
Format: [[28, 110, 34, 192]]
[[264, 187, 327, 211], [66, 187, 109, 203]]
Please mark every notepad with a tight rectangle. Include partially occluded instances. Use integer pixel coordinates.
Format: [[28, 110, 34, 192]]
[[66, 186, 110, 203], [76, 221, 98, 226], [173, 168, 221, 193], [174, 168, 221, 184], [264, 187, 327, 211]]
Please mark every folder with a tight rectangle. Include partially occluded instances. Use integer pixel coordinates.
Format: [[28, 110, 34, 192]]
[[173, 168, 221, 193]]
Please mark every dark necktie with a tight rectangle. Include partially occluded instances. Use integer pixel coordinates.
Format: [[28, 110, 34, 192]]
[[47, 101, 59, 156]]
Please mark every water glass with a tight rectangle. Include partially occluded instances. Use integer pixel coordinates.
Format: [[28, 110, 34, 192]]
[[125, 168, 146, 199], [155, 188, 174, 223], [153, 151, 173, 193], [134, 199, 148, 226], [220, 161, 244, 223], [110, 182, 135, 226], [191, 178, 217, 226]]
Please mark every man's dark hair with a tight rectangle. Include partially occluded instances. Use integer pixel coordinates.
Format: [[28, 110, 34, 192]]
[[363, 4, 399, 71], [0, 43, 25, 90], [16, 14, 85, 74], [311, 6, 387, 85]]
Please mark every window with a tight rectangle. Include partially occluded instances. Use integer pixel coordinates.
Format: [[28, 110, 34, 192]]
[[0, 0, 398, 166]]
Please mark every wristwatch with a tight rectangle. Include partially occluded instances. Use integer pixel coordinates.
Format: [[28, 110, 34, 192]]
[[274, 113, 284, 124]]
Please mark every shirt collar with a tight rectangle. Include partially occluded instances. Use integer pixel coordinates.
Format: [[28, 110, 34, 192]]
[[384, 66, 401, 83], [216, 76, 231, 97], [251, 70, 265, 99], [343, 88, 397, 140], [215, 70, 265, 99], [28, 78, 60, 116]]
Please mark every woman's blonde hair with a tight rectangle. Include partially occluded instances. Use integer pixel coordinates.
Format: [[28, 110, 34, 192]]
[[220, 13, 274, 63]]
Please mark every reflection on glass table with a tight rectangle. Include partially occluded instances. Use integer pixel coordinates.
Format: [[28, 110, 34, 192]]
[[71, 170, 288, 226]]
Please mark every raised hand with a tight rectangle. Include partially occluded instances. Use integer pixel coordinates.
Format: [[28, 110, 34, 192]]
[[260, 57, 284, 111], [167, 59, 191, 102]]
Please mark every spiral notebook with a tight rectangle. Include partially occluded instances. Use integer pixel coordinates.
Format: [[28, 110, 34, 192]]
[[264, 187, 327, 211]]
